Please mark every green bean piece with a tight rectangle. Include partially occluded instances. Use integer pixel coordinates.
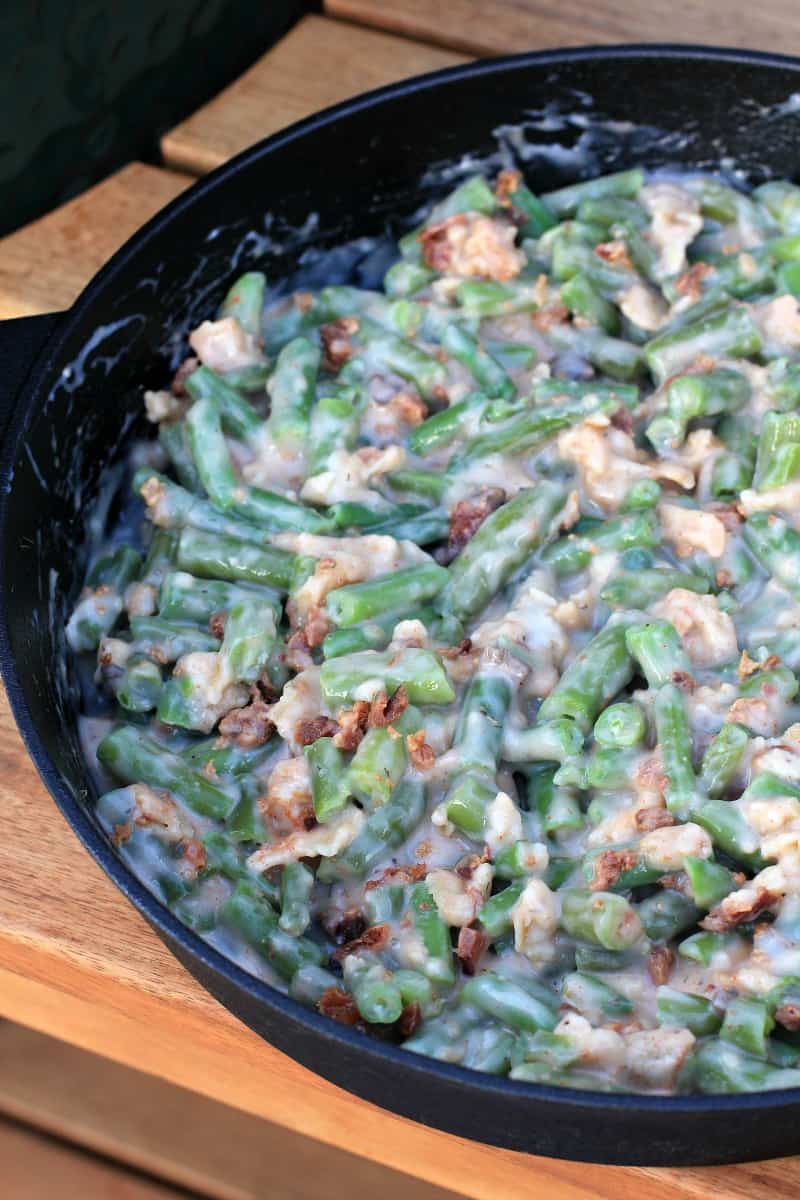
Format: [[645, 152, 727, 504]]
[[678, 930, 740, 966], [290, 964, 340, 1008], [562, 972, 633, 1022], [408, 881, 456, 984], [184, 366, 262, 443], [97, 726, 237, 819], [561, 272, 620, 334], [753, 410, 800, 491], [644, 305, 762, 386], [318, 778, 425, 882], [691, 799, 763, 871], [699, 723, 750, 799], [684, 856, 737, 910], [66, 546, 142, 651], [593, 702, 646, 749], [447, 393, 617, 470], [218, 271, 266, 336], [440, 322, 515, 399], [305, 737, 351, 822], [721, 996, 775, 1059], [646, 368, 750, 452], [461, 972, 558, 1033], [279, 861, 314, 936], [116, 653, 163, 713], [177, 527, 310, 593], [657, 985, 722, 1036], [638, 889, 701, 942], [159, 419, 204, 493], [502, 718, 584, 765], [347, 726, 408, 811], [158, 571, 280, 625], [695, 1038, 800, 1093], [319, 647, 454, 707], [653, 683, 698, 821], [266, 336, 320, 450], [437, 484, 567, 622], [497, 170, 556, 236], [541, 168, 645, 219], [386, 469, 448, 504], [223, 880, 324, 981], [325, 563, 448, 627], [538, 619, 637, 734], [625, 621, 693, 689], [560, 888, 643, 950]]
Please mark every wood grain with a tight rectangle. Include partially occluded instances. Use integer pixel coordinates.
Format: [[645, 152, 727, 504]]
[[0, 1117, 184, 1200], [0, 1024, 460, 1200], [1, 681, 799, 1198], [324, 0, 800, 56], [0, 164, 191, 319], [161, 14, 467, 175]]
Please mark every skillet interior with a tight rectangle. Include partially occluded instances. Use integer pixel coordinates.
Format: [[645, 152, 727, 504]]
[[4, 46, 800, 1163]]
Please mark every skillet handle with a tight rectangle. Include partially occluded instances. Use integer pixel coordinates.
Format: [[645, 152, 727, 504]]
[[0, 312, 64, 444]]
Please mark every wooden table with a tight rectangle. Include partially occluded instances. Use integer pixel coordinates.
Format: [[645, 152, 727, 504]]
[[3, 6, 800, 1197]]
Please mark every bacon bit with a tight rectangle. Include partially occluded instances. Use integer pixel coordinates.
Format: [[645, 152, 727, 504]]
[[447, 488, 506, 560], [365, 864, 427, 891], [495, 168, 522, 204], [701, 887, 780, 932], [333, 700, 371, 751], [178, 837, 208, 876], [201, 760, 219, 781], [776, 1002, 800, 1032], [595, 240, 633, 269], [407, 729, 435, 771], [671, 669, 696, 693], [711, 504, 743, 533], [398, 1001, 423, 1037], [440, 638, 473, 659], [391, 390, 429, 427], [295, 715, 340, 746], [218, 691, 275, 748], [293, 291, 314, 313], [285, 628, 314, 673], [635, 756, 668, 795], [738, 649, 779, 680], [635, 806, 676, 832], [457, 925, 489, 976], [716, 569, 734, 589], [591, 848, 639, 891], [333, 922, 391, 962], [327, 908, 367, 944], [171, 356, 199, 396], [414, 840, 433, 859], [369, 685, 409, 728], [532, 303, 570, 330], [647, 943, 675, 985], [675, 261, 714, 302], [418, 215, 464, 272], [304, 606, 332, 649], [320, 317, 359, 372], [455, 850, 490, 880], [208, 610, 227, 640], [318, 987, 360, 1026], [112, 821, 133, 846], [610, 407, 634, 434]]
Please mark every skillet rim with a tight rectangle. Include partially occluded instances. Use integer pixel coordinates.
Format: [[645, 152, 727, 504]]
[[4, 41, 800, 1126]]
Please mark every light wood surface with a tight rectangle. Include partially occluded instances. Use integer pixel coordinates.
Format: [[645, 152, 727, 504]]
[[1, 681, 799, 1198], [0, 1023, 460, 1200], [161, 14, 467, 175], [0, 163, 191, 319], [0, 1117, 185, 1200], [324, 0, 800, 56]]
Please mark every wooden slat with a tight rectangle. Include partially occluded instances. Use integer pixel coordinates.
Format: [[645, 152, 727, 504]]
[[0, 1023, 461, 1200], [0, 164, 191, 319], [1, 684, 800, 1198], [161, 14, 467, 175], [324, 0, 800, 57], [0, 1116, 185, 1200]]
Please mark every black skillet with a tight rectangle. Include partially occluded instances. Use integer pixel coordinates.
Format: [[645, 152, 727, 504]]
[[3, 45, 800, 1166]]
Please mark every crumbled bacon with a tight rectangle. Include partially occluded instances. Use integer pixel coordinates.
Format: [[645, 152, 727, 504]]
[[457, 925, 489, 976], [738, 650, 780, 680], [326, 908, 367, 944], [455, 850, 490, 880], [365, 864, 427, 890], [671, 669, 696, 693], [594, 240, 633, 269], [285, 628, 314, 673], [610, 407, 634, 434], [218, 692, 275, 748], [304, 606, 332, 649], [112, 821, 133, 846], [391, 390, 428, 427], [318, 987, 360, 1026], [634, 756, 668, 795], [293, 291, 314, 313], [294, 715, 341, 746], [407, 729, 435, 771], [775, 1002, 800, 1032], [635, 806, 676, 832], [398, 1001, 423, 1037], [333, 700, 371, 751], [333, 922, 391, 961], [591, 848, 639, 891], [532, 303, 570, 330], [701, 887, 780, 932], [495, 168, 522, 205], [178, 837, 208, 879], [369, 685, 409, 728], [447, 488, 506, 559], [647, 943, 675, 985], [320, 317, 359, 372], [419, 217, 459, 272], [208, 610, 227, 640], [171, 356, 199, 396], [440, 638, 473, 659], [675, 261, 713, 302]]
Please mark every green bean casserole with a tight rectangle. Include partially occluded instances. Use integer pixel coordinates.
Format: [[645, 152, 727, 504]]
[[68, 166, 800, 1095]]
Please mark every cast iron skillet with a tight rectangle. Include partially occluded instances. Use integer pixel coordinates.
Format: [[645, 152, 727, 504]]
[[3, 45, 800, 1166]]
